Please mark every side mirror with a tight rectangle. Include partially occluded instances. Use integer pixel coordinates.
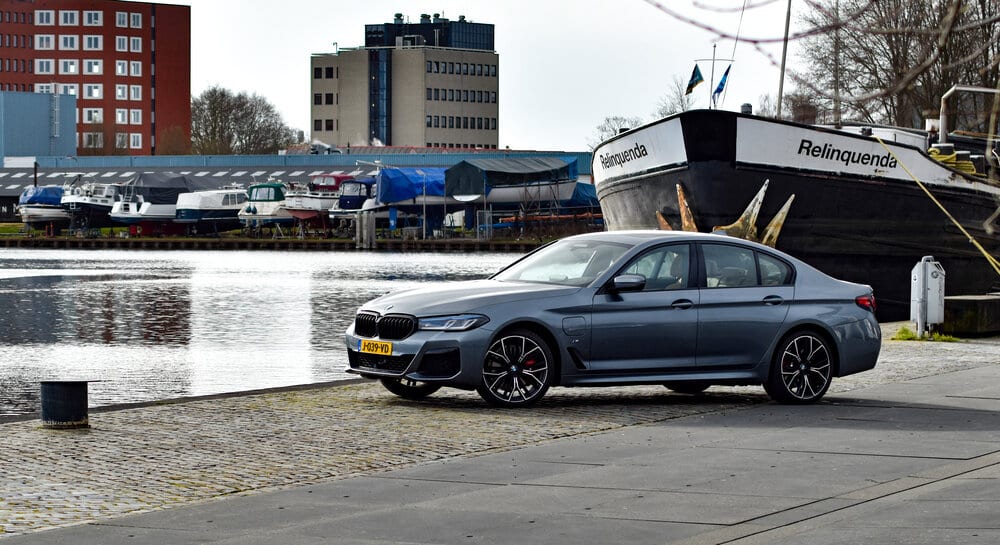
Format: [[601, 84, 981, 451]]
[[610, 274, 646, 292]]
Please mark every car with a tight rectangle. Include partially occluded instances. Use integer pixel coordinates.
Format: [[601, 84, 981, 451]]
[[344, 231, 882, 407]]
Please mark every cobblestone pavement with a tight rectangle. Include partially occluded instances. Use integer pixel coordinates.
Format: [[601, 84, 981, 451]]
[[1, 324, 997, 538]]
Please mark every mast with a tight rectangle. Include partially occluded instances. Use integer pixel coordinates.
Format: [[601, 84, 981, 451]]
[[777, 0, 792, 118]]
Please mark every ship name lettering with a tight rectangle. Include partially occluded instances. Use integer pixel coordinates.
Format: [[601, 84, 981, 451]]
[[599, 142, 649, 170], [797, 139, 897, 169]]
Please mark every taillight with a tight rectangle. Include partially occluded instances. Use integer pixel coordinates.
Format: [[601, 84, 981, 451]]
[[855, 294, 876, 312]]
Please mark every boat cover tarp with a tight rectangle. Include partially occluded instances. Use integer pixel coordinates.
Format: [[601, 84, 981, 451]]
[[376, 168, 447, 203], [445, 157, 578, 197], [564, 181, 599, 208], [127, 172, 217, 204], [18, 185, 64, 206]]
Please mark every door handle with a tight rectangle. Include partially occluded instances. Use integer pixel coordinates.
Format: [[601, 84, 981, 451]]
[[671, 299, 694, 310], [762, 295, 784, 306]]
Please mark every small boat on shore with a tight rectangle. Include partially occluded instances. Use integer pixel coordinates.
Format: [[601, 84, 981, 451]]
[[60, 178, 122, 230], [110, 173, 215, 227], [17, 185, 70, 231], [175, 184, 247, 234], [238, 181, 294, 229]]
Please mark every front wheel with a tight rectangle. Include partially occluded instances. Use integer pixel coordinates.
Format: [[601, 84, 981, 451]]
[[477, 329, 553, 407], [380, 378, 441, 401], [765, 332, 833, 404]]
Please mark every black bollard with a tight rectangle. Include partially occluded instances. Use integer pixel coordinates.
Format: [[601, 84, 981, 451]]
[[40, 381, 91, 429]]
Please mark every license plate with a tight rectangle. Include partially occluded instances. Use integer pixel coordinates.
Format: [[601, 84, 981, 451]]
[[358, 339, 392, 355]]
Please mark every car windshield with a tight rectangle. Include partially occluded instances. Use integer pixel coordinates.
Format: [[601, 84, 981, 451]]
[[492, 239, 632, 286]]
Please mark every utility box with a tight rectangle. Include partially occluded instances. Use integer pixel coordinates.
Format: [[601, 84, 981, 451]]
[[910, 256, 945, 334]]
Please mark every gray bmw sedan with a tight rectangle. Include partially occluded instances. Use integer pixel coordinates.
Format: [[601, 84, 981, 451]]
[[346, 231, 881, 407]]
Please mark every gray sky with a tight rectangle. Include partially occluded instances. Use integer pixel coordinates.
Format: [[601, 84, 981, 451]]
[[164, 0, 797, 151]]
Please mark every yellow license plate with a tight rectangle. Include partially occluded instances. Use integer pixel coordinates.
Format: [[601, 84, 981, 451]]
[[358, 339, 392, 355]]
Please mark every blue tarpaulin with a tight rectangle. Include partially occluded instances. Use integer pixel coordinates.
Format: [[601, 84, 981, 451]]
[[376, 167, 447, 203], [18, 185, 64, 206]]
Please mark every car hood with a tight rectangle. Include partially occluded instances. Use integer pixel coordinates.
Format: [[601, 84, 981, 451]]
[[361, 279, 580, 316]]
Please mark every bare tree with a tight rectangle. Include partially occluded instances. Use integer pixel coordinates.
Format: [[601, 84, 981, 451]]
[[654, 75, 697, 119], [192, 86, 296, 155], [589, 115, 645, 150]]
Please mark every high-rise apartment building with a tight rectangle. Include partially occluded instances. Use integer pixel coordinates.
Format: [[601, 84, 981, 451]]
[[0, 0, 190, 155], [311, 13, 498, 149]]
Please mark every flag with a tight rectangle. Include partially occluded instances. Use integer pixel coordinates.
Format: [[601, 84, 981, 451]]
[[685, 64, 704, 95], [712, 64, 731, 106]]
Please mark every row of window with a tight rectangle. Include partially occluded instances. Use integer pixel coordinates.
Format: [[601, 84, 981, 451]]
[[2, 11, 28, 24], [0, 34, 29, 48], [312, 66, 338, 79], [36, 35, 144, 53], [425, 116, 497, 130], [426, 61, 496, 77], [79, 108, 143, 125], [36, 11, 143, 29], [426, 87, 496, 104], [81, 132, 143, 149], [0, 83, 30, 92], [312, 92, 337, 105], [35, 82, 144, 101], [426, 143, 498, 149], [313, 119, 337, 132], [33, 58, 143, 77], [0, 57, 28, 73]]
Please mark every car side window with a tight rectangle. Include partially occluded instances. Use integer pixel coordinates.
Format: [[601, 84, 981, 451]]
[[703, 244, 758, 288], [758, 253, 792, 285], [621, 244, 690, 291]]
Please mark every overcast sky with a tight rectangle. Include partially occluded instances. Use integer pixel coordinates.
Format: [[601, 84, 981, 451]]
[[161, 0, 798, 151]]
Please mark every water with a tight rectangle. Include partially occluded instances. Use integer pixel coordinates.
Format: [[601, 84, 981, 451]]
[[0, 249, 516, 416]]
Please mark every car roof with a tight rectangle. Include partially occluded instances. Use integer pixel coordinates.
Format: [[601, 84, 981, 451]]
[[566, 230, 752, 245]]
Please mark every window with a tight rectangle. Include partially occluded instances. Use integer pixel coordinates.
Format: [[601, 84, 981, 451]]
[[313, 67, 321, 79], [129, 61, 141, 76], [476, 64, 483, 76], [130, 13, 141, 28], [491, 118, 497, 130], [36, 59, 54, 74], [313, 93, 321, 105], [448, 89, 454, 101], [433, 88, 439, 100], [59, 10, 78, 25], [462, 90, 468, 102], [84, 35, 102, 50], [448, 116, 454, 129], [313, 119, 322, 131], [60, 35, 78, 50], [59, 84, 77, 96], [490, 91, 497, 103], [425, 61, 432, 73], [115, 133, 128, 149], [36, 35, 54, 49], [116, 36, 127, 51], [129, 37, 141, 52], [115, 84, 127, 99], [462, 63, 468, 75], [448, 62, 454, 74], [129, 85, 141, 100], [83, 132, 103, 148], [490, 65, 497, 77], [116, 108, 128, 124], [130, 133, 142, 149], [324, 66, 333, 78], [324, 119, 333, 131], [116, 12, 127, 27], [324, 93, 333, 105], [83, 108, 103, 123], [84, 83, 102, 99], [703, 244, 759, 288], [84, 59, 102, 74], [36, 10, 54, 25], [425, 115, 432, 128], [758, 253, 793, 286], [130, 109, 141, 124], [37, 84, 53, 94], [84, 11, 102, 26], [116, 60, 127, 76], [622, 245, 691, 291]]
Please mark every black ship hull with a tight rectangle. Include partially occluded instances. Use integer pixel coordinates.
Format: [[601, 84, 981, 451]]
[[592, 110, 1000, 320]]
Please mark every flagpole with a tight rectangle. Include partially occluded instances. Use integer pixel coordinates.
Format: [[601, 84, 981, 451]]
[[695, 47, 734, 110]]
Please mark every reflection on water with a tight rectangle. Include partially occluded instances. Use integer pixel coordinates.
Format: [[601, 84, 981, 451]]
[[0, 249, 515, 415]]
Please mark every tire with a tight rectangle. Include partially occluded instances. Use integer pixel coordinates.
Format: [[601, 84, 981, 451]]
[[476, 329, 553, 407], [664, 381, 710, 395], [380, 378, 441, 401], [765, 331, 833, 404]]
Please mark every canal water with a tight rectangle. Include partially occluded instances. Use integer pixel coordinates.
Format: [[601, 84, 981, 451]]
[[0, 249, 515, 416]]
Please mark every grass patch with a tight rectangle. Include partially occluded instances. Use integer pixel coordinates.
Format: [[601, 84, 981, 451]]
[[891, 325, 961, 342]]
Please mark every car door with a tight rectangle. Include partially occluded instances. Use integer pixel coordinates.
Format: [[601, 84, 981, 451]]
[[696, 243, 794, 368], [588, 243, 700, 372]]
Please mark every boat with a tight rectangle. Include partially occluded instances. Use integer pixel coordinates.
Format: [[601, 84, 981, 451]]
[[174, 184, 247, 234], [238, 180, 294, 229], [60, 177, 123, 230], [591, 106, 1000, 320], [17, 184, 71, 231], [284, 175, 350, 221], [110, 173, 216, 229]]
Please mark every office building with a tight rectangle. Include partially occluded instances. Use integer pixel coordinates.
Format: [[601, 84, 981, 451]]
[[0, 0, 191, 155], [311, 13, 498, 149]]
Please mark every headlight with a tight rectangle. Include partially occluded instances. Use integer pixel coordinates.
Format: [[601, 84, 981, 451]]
[[418, 314, 490, 331]]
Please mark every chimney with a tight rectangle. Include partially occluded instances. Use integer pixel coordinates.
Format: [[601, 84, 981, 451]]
[[393, 13, 403, 24], [420, 13, 430, 23]]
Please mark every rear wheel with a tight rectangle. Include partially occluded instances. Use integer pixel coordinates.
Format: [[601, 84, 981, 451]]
[[380, 378, 441, 401], [765, 332, 833, 404], [664, 381, 710, 395], [477, 329, 553, 407]]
